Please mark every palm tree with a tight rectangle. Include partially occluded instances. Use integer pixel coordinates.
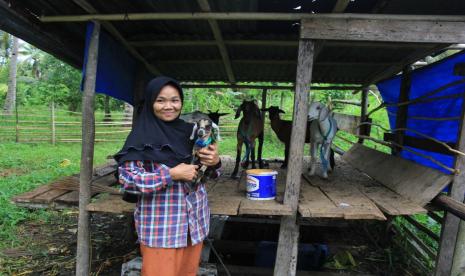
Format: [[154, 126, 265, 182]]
[[3, 36, 19, 115], [19, 43, 43, 79]]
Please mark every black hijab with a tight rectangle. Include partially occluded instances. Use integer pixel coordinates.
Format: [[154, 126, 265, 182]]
[[114, 76, 194, 167]]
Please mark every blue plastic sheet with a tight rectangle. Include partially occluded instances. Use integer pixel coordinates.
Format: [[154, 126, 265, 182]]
[[81, 22, 138, 104], [377, 51, 465, 174]]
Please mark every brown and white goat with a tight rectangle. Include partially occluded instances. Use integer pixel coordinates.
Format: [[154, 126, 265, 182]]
[[262, 106, 335, 170], [231, 100, 264, 178]]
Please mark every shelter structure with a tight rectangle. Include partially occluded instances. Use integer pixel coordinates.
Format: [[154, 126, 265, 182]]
[[3, 1, 465, 275]]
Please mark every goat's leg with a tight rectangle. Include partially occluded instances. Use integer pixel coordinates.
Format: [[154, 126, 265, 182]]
[[281, 144, 289, 169], [231, 139, 243, 179], [251, 140, 256, 169], [241, 142, 250, 169], [308, 142, 317, 176], [257, 132, 264, 169], [321, 143, 331, 179]]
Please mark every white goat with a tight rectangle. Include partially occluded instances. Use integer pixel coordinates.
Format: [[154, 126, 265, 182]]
[[307, 102, 338, 179]]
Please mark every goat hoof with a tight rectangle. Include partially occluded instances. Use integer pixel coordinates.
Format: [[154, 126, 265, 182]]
[[230, 173, 239, 179], [241, 162, 249, 169], [308, 169, 316, 176]]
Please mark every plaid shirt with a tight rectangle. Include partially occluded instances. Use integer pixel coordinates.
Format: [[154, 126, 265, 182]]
[[118, 160, 217, 248]]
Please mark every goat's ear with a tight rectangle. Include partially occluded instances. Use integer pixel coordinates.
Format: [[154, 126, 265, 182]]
[[212, 122, 221, 141], [279, 109, 285, 114], [261, 107, 269, 112], [189, 122, 198, 140], [235, 105, 242, 119], [218, 112, 229, 117], [319, 105, 329, 121]]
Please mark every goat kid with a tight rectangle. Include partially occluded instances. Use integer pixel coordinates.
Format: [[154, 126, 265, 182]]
[[190, 118, 220, 189], [231, 100, 264, 178], [307, 102, 338, 179]]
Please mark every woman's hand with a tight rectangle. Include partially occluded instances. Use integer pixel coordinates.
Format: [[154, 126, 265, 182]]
[[198, 144, 220, 167], [169, 163, 198, 182]]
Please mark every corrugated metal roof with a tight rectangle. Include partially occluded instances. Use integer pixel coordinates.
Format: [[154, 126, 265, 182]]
[[1, 0, 464, 84]]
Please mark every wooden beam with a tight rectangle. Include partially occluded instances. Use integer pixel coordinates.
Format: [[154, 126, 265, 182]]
[[181, 84, 361, 90], [301, 17, 465, 43], [72, 0, 161, 76], [154, 59, 394, 67], [274, 39, 314, 276], [197, 0, 235, 83], [40, 12, 465, 23], [435, 92, 465, 275], [433, 194, 465, 221], [358, 87, 369, 143], [76, 20, 99, 276], [394, 66, 412, 154], [129, 39, 434, 48]]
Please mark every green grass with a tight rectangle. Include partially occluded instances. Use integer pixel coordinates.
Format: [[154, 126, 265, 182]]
[[0, 141, 123, 249]]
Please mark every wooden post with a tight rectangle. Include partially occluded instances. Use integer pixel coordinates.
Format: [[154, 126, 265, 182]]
[[357, 87, 369, 144], [261, 88, 267, 129], [15, 98, 19, 143], [76, 21, 100, 276], [51, 101, 56, 145], [435, 94, 465, 276], [452, 220, 465, 275], [274, 39, 314, 276], [393, 65, 412, 155]]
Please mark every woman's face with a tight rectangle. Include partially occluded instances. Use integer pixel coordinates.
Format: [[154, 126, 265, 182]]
[[153, 85, 182, 122]]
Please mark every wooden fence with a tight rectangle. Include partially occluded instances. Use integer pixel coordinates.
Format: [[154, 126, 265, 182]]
[[0, 105, 286, 144]]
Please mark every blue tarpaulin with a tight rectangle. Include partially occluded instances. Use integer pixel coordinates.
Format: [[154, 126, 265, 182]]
[[377, 51, 465, 174], [81, 22, 139, 104]]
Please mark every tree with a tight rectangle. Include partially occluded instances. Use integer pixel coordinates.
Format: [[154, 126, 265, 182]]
[[3, 36, 18, 114], [19, 43, 43, 79]]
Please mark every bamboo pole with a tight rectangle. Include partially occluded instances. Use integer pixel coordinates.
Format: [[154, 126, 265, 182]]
[[51, 101, 56, 145], [76, 21, 100, 276]]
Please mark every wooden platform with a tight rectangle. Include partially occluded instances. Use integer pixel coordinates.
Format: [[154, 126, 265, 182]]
[[12, 154, 428, 220]]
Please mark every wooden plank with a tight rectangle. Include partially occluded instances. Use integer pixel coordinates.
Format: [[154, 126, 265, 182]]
[[208, 195, 242, 216], [55, 191, 79, 205], [32, 188, 71, 204], [298, 181, 344, 218], [343, 144, 452, 206], [301, 18, 465, 43], [333, 113, 361, 135], [86, 194, 134, 213], [336, 161, 427, 215], [307, 175, 386, 220], [239, 199, 292, 216], [12, 184, 54, 203], [275, 39, 314, 276]]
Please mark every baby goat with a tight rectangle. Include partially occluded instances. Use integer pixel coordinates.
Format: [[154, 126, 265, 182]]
[[190, 118, 220, 188]]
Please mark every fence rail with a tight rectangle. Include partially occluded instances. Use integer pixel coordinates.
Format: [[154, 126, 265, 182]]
[[0, 105, 286, 144]]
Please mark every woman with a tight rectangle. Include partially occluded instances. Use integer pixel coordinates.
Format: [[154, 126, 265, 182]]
[[115, 76, 221, 276]]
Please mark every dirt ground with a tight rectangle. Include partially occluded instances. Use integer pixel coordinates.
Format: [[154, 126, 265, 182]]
[[0, 208, 422, 276], [0, 210, 137, 275]]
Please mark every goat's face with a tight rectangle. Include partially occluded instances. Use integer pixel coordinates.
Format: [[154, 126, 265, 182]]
[[190, 118, 221, 142], [207, 109, 229, 125], [235, 100, 261, 121], [262, 106, 285, 120], [308, 102, 329, 121], [196, 119, 213, 140]]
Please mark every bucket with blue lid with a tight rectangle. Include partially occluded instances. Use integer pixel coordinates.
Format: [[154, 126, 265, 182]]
[[246, 169, 278, 200]]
